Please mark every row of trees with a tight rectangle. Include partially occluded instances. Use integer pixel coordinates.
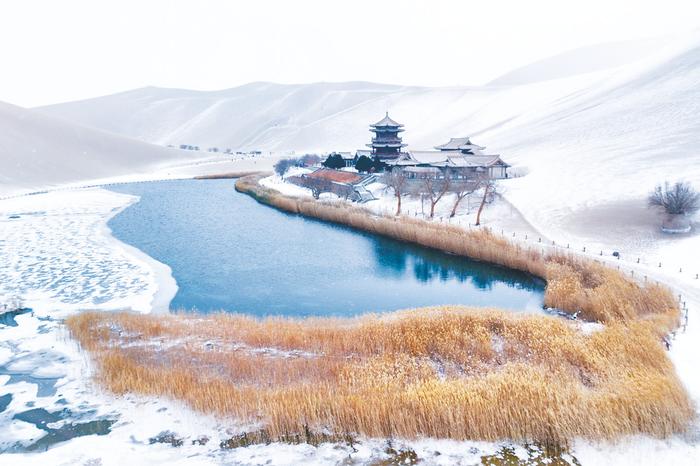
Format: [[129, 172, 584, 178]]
[[384, 169, 496, 224], [322, 153, 388, 172], [274, 154, 323, 176]]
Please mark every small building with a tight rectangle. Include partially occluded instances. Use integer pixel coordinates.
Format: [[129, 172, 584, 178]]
[[434, 137, 486, 155], [337, 152, 356, 167], [287, 168, 376, 202], [355, 149, 372, 160]]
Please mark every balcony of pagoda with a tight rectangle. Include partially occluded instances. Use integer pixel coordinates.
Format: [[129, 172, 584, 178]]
[[370, 137, 405, 144]]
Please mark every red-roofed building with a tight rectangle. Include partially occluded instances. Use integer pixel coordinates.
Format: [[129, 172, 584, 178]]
[[305, 168, 365, 184], [287, 168, 376, 202]]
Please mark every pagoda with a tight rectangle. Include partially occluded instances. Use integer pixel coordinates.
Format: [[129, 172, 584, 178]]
[[367, 112, 406, 159]]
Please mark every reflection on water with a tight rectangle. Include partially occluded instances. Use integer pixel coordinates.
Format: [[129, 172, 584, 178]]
[[373, 236, 543, 290], [108, 179, 544, 317]]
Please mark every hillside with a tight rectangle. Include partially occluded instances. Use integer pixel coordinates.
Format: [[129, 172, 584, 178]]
[[0, 101, 189, 196], [36, 78, 615, 153], [487, 37, 669, 86], [35, 39, 672, 153]]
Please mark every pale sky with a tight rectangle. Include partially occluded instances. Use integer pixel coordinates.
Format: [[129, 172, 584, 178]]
[[1, 0, 699, 107]]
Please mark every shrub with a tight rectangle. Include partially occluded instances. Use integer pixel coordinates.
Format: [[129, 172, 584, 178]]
[[355, 155, 373, 173], [322, 153, 345, 169], [273, 158, 295, 176], [648, 181, 700, 215]]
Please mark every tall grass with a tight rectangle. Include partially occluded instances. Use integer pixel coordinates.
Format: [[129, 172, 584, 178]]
[[65, 174, 691, 446], [68, 307, 692, 444]]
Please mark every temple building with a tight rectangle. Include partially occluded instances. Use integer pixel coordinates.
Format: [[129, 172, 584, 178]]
[[331, 113, 511, 180], [386, 148, 510, 180], [385, 135, 510, 179], [367, 113, 407, 159]]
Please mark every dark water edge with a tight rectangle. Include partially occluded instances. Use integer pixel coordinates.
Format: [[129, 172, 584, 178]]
[[108, 179, 545, 317]]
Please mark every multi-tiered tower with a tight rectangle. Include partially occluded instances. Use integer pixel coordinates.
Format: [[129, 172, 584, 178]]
[[367, 113, 406, 159]]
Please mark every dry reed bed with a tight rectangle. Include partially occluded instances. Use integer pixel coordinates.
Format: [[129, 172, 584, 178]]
[[66, 175, 693, 445]]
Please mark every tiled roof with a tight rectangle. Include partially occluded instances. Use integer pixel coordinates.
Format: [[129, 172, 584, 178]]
[[435, 137, 486, 153], [370, 112, 403, 128], [305, 168, 366, 184], [386, 150, 510, 168]]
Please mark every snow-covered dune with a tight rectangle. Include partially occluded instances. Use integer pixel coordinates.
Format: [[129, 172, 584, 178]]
[[36, 78, 618, 153], [0, 101, 190, 196], [487, 37, 669, 86]]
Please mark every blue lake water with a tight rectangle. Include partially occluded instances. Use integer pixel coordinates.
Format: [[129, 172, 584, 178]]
[[108, 179, 545, 317]]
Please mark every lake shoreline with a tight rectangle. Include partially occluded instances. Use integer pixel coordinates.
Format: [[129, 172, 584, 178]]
[[103, 193, 178, 314]]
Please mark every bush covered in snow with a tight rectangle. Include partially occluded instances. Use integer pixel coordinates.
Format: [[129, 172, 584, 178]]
[[648, 181, 700, 216]]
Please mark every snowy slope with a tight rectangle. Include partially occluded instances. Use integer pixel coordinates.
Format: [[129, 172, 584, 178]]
[[36, 77, 618, 153], [35, 39, 672, 154], [0, 101, 190, 196], [488, 38, 669, 86]]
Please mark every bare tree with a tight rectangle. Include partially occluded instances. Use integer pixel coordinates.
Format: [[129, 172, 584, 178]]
[[648, 181, 700, 215], [299, 154, 321, 167], [449, 180, 478, 218], [422, 171, 451, 218], [384, 169, 408, 215], [475, 174, 498, 226], [305, 177, 334, 199], [274, 158, 295, 176]]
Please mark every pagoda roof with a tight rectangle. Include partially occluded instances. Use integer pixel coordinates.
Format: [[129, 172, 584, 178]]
[[370, 112, 404, 128], [434, 137, 486, 153]]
